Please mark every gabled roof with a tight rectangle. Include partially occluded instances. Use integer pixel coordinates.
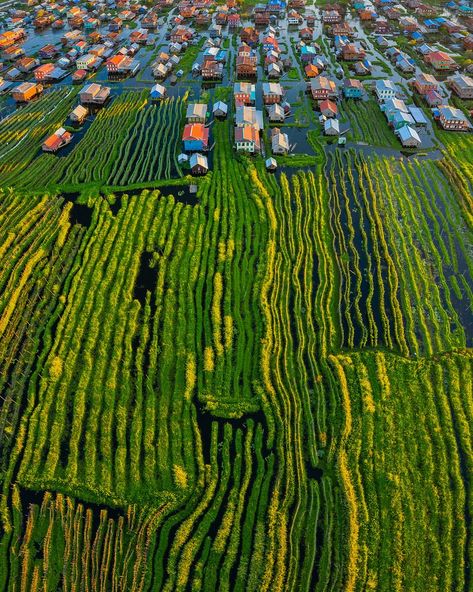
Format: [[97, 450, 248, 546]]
[[236, 105, 258, 126], [426, 50, 454, 61], [213, 100, 228, 113], [305, 64, 319, 76], [150, 83, 166, 96], [398, 125, 421, 143], [384, 98, 408, 113], [271, 130, 289, 150], [190, 152, 208, 169], [183, 123, 209, 142], [324, 118, 340, 132], [186, 103, 207, 119], [439, 105, 469, 122], [320, 99, 337, 114], [234, 82, 255, 94], [267, 103, 284, 116], [416, 71, 438, 84], [344, 78, 363, 89], [375, 79, 396, 92], [235, 124, 260, 143], [71, 104, 88, 118], [310, 76, 336, 91], [449, 73, 473, 88], [262, 82, 283, 95]]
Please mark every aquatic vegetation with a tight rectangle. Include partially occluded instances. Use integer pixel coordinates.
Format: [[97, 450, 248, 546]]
[[0, 91, 184, 192], [0, 108, 472, 592], [338, 99, 400, 149]]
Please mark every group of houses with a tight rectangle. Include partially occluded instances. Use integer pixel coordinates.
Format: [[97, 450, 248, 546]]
[[232, 80, 291, 156], [4, 0, 473, 168], [179, 102, 213, 175], [38, 80, 110, 154], [373, 79, 425, 146], [356, 0, 472, 46], [411, 71, 473, 131], [0, 0, 166, 96], [152, 49, 183, 82], [178, 98, 230, 175]]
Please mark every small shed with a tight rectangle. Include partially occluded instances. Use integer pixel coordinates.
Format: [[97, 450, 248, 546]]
[[70, 104, 88, 124], [324, 118, 340, 135], [265, 157, 278, 171], [213, 101, 228, 118], [150, 83, 166, 100], [190, 153, 209, 175]]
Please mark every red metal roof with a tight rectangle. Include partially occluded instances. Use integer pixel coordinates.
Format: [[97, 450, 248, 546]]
[[182, 124, 209, 143]]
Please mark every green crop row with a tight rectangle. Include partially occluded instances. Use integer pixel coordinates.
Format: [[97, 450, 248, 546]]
[[0, 91, 184, 192]]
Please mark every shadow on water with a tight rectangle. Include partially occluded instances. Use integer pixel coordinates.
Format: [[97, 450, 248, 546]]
[[108, 198, 121, 216], [306, 465, 324, 482], [62, 192, 93, 227], [160, 184, 199, 205], [133, 251, 158, 305], [69, 202, 93, 227]]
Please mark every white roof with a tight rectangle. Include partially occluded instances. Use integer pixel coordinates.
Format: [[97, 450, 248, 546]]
[[324, 118, 340, 131], [272, 132, 289, 150], [375, 79, 396, 92], [186, 103, 207, 118], [398, 125, 421, 143], [213, 100, 228, 113], [151, 83, 166, 94], [190, 152, 208, 168]]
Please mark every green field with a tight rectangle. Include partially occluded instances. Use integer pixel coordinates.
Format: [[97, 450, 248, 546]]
[[0, 89, 472, 592], [0, 90, 185, 192], [338, 99, 401, 149]]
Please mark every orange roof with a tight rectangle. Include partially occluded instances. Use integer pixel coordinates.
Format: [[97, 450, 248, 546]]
[[305, 64, 319, 77], [320, 99, 337, 113], [183, 123, 206, 141], [235, 125, 259, 142], [43, 134, 62, 150], [108, 54, 125, 66], [43, 130, 71, 151], [36, 63, 55, 73], [430, 51, 451, 59]]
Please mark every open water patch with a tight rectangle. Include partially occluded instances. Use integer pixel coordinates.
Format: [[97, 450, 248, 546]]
[[133, 251, 158, 305]]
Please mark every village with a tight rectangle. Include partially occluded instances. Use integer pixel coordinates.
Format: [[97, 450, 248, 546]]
[[0, 0, 472, 175]]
